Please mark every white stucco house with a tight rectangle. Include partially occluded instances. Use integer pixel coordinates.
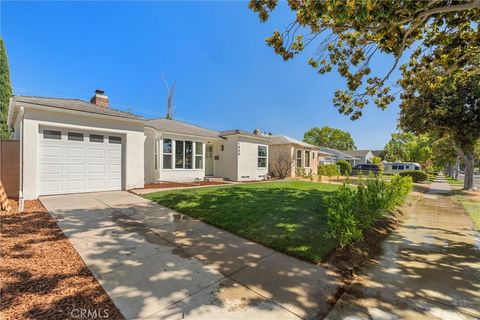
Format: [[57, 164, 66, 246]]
[[144, 121, 270, 184], [7, 91, 270, 200]]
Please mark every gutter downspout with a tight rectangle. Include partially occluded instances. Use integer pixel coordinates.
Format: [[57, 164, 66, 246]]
[[18, 107, 24, 212]]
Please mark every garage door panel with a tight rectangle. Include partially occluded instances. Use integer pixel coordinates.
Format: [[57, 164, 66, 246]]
[[39, 128, 123, 196], [107, 149, 122, 160], [42, 163, 63, 175], [66, 147, 85, 158], [42, 146, 63, 158], [87, 179, 106, 190], [65, 180, 86, 192], [40, 180, 63, 194], [88, 164, 105, 174], [88, 149, 106, 159], [66, 164, 85, 174], [107, 178, 121, 188], [107, 164, 121, 174]]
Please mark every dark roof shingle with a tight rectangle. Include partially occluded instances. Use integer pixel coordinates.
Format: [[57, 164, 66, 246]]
[[13, 96, 143, 120]]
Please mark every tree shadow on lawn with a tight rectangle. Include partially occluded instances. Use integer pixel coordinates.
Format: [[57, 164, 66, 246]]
[[146, 186, 339, 264]]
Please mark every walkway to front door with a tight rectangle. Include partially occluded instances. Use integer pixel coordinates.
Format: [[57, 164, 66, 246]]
[[40, 191, 343, 320]]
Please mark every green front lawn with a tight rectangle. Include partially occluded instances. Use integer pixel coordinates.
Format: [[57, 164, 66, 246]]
[[144, 181, 339, 263]]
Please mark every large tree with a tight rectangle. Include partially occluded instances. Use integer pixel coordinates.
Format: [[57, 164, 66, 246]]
[[399, 66, 479, 190], [304, 126, 356, 151], [249, 0, 479, 119], [384, 132, 432, 164], [0, 38, 12, 139]]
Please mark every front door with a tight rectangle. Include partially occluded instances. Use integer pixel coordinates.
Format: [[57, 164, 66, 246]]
[[205, 144, 214, 176]]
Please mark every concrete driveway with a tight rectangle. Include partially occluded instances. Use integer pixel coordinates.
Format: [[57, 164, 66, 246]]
[[41, 191, 343, 320]]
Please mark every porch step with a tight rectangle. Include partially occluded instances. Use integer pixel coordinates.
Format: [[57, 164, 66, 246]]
[[204, 177, 225, 182]]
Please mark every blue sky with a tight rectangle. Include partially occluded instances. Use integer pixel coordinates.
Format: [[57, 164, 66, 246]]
[[1, 1, 403, 149]]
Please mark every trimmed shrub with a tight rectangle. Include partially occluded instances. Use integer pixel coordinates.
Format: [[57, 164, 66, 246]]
[[398, 170, 428, 182], [318, 164, 340, 177], [336, 160, 352, 176], [326, 174, 413, 248]]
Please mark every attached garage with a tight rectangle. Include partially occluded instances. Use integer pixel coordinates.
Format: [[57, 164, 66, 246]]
[[39, 128, 123, 195], [7, 91, 146, 200]]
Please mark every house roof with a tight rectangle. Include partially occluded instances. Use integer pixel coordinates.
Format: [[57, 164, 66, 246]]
[[146, 118, 221, 138], [318, 147, 361, 160], [371, 149, 384, 157], [9, 96, 143, 123], [219, 129, 270, 140], [344, 150, 372, 158], [270, 135, 332, 154]]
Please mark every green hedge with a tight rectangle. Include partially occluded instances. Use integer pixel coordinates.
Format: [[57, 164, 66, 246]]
[[336, 160, 352, 176], [318, 164, 340, 177], [325, 174, 413, 248], [398, 170, 428, 182]]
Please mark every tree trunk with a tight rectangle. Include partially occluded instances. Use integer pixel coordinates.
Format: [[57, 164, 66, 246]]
[[463, 152, 475, 190], [451, 143, 476, 190]]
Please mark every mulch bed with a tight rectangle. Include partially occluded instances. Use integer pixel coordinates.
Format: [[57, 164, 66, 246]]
[[0, 200, 124, 320], [142, 181, 227, 189]]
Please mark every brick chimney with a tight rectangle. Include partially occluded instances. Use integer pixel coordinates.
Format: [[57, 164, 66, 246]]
[[90, 89, 109, 107]]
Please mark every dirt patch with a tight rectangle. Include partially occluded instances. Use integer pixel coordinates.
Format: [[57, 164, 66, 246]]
[[142, 181, 227, 189], [0, 199, 124, 320]]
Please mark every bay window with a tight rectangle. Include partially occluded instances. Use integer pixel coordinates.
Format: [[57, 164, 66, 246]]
[[185, 141, 193, 169], [195, 142, 203, 169], [162, 139, 204, 170], [175, 140, 184, 168], [163, 139, 172, 169]]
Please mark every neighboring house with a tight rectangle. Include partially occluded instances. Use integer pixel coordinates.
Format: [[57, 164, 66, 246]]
[[318, 147, 361, 166], [7, 91, 270, 200], [344, 150, 374, 165], [7, 92, 145, 200], [371, 149, 385, 160], [144, 123, 270, 183], [268, 135, 332, 177]]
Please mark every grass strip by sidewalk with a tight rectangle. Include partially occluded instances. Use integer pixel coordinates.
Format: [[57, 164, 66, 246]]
[[452, 191, 480, 230]]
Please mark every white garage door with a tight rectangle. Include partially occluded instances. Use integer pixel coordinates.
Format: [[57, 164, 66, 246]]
[[39, 128, 123, 195]]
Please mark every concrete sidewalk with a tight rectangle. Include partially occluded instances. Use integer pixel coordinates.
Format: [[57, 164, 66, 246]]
[[326, 175, 480, 320], [41, 191, 343, 320]]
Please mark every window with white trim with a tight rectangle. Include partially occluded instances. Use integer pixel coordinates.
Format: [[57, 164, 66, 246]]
[[258, 145, 267, 168], [296, 150, 302, 167], [163, 139, 172, 169], [175, 140, 184, 169], [195, 142, 203, 169], [44, 130, 61, 140], [185, 141, 193, 169], [305, 150, 310, 167], [154, 139, 158, 170]]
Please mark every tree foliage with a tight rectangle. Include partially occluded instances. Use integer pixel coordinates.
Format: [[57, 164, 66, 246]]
[[303, 126, 355, 151], [0, 37, 12, 139], [249, 0, 480, 119], [371, 155, 384, 171], [399, 62, 479, 189], [384, 132, 432, 164]]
